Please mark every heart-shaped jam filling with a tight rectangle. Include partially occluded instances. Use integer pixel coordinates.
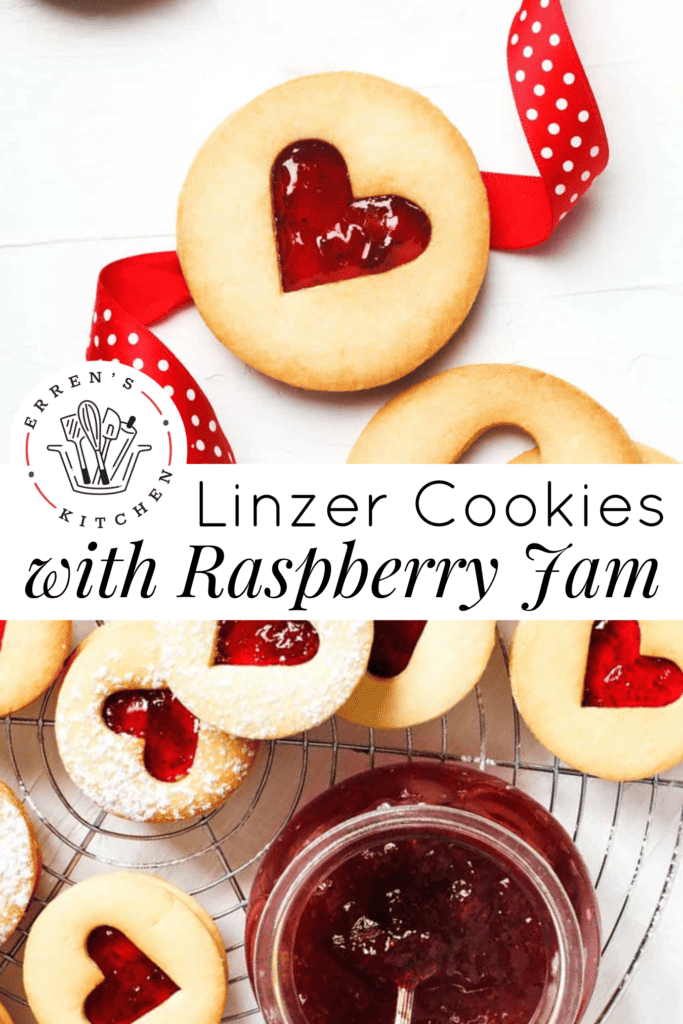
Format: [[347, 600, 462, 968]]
[[85, 925, 179, 1024], [369, 621, 427, 678], [582, 621, 683, 708], [103, 690, 199, 782], [271, 139, 431, 293], [214, 620, 320, 666], [0, 621, 5, 649]]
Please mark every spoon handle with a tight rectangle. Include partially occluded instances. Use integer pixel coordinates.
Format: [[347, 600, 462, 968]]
[[394, 984, 416, 1024]]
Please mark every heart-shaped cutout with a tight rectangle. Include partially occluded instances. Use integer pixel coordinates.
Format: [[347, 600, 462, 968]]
[[271, 139, 431, 293], [103, 689, 199, 782], [368, 621, 427, 678], [85, 925, 179, 1024], [214, 620, 320, 666], [582, 620, 683, 708]]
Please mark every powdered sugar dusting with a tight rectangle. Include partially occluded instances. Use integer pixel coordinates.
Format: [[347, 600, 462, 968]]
[[154, 620, 373, 739], [55, 624, 259, 823], [0, 789, 37, 945]]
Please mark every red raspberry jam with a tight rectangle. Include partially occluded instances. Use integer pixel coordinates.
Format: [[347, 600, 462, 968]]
[[215, 620, 320, 666], [84, 925, 179, 1024], [368, 621, 427, 677], [246, 763, 600, 1024], [271, 139, 431, 293], [102, 690, 199, 783], [582, 620, 683, 708], [0, 621, 5, 649]]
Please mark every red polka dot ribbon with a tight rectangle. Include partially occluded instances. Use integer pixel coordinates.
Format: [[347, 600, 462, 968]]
[[86, 0, 608, 452], [482, 0, 609, 248], [86, 252, 235, 464]]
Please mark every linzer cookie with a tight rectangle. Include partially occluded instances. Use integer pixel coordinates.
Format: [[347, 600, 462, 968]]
[[177, 72, 489, 391], [55, 622, 259, 823], [511, 621, 683, 780], [0, 621, 72, 716], [0, 780, 41, 947], [155, 620, 373, 739], [338, 621, 496, 729], [348, 365, 642, 464], [24, 872, 228, 1024]]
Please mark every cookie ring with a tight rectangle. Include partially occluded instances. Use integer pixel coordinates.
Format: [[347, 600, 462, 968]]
[[0, 780, 41, 946], [56, 621, 259, 823], [347, 365, 641, 464], [24, 872, 228, 1024], [0, 1002, 14, 1024], [338, 621, 496, 729], [178, 72, 489, 392], [156, 620, 373, 739], [510, 621, 683, 780], [0, 621, 72, 716], [511, 441, 676, 465]]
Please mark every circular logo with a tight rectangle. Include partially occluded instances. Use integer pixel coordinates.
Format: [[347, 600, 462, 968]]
[[10, 362, 187, 528]]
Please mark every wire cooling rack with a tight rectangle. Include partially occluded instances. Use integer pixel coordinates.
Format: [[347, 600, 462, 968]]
[[1, 623, 682, 1024]]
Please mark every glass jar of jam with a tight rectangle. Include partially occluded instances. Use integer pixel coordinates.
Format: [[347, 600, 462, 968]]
[[246, 762, 600, 1024]]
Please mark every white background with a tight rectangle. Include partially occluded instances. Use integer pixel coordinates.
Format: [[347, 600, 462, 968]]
[[1, 0, 682, 1020]]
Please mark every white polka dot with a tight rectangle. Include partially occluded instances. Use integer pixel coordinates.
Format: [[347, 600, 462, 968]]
[[511, 33, 519, 44], [578, 110, 589, 123], [209, 420, 217, 432], [570, 135, 582, 148], [93, 336, 100, 347], [520, 9, 527, 20], [541, 147, 553, 159], [133, 358, 144, 370], [559, 211, 567, 220], [515, 69, 526, 82], [563, 160, 574, 172], [103, 309, 112, 321], [187, 389, 196, 401], [523, 45, 533, 57], [564, 72, 576, 85], [196, 439, 205, 452], [107, 334, 117, 346], [556, 97, 568, 111], [581, 170, 591, 181], [540, 0, 549, 7], [534, 84, 545, 96], [128, 333, 139, 345], [570, 193, 579, 203], [164, 385, 174, 397], [158, 359, 169, 372], [555, 184, 566, 195], [191, 415, 200, 427], [526, 108, 538, 120], [533, 21, 542, 33], [93, 312, 98, 324], [590, 145, 600, 157], [549, 33, 560, 45], [542, 59, 553, 71], [111, 358, 120, 364], [214, 447, 222, 458], [548, 122, 560, 135]]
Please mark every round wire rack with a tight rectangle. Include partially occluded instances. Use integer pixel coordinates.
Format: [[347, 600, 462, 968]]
[[1, 624, 682, 1023]]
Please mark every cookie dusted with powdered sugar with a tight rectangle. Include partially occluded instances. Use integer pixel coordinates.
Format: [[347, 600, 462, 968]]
[[0, 780, 41, 946], [155, 620, 374, 739], [0, 621, 72, 716], [55, 622, 259, 824]]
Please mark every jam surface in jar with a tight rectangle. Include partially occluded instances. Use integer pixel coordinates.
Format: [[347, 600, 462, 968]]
[[293, 832, 549, 1024]]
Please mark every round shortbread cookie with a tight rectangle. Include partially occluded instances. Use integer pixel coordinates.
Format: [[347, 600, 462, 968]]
[[178, 72, 489, 392], [511, 441, 677, 465], [155, 620, 373, 739], [510, 621, 683, 781], [23, 872, 228, 1024], [0, 1000, 14, 1024], [0, 621, 72, 716], [56, 622, 259, 823], [348, 364, 641, 464], [338, 621, 496, 729], [0, 781, 41, 947]]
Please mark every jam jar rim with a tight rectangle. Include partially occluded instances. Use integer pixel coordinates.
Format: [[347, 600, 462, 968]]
[[251, 802, 587, 1024]]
